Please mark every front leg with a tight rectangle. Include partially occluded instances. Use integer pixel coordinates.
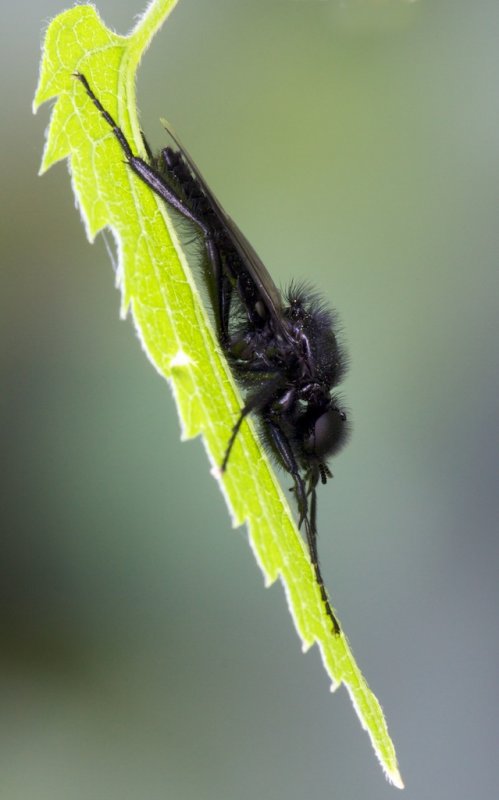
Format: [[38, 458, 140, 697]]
[[264, 418, 309, 528], [221, 376, 286, 472], [267, 420, 340, 634]]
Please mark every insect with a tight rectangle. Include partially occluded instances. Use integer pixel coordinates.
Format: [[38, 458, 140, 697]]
[[74, 73, 349, 634]]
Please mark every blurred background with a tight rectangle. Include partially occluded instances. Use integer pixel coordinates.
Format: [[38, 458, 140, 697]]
[[2, 0, 498, 797]]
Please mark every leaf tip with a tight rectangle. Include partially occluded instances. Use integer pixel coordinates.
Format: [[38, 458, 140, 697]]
[[388, 768, 405, 790]]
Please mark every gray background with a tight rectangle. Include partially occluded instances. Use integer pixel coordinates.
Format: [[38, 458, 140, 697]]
[[2, 0, 498, 798]]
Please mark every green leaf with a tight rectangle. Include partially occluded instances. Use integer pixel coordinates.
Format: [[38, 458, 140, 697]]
[[33, 1, 403, 788]]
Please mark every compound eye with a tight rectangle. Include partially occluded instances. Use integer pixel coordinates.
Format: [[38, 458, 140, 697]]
[[304, 408, 348, 459]]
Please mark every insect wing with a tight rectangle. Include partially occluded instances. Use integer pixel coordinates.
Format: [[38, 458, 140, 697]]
[[161, 119, 288, 334]]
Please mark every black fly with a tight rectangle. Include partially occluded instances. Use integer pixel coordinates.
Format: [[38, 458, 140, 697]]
[[74, 73, 349, 634]]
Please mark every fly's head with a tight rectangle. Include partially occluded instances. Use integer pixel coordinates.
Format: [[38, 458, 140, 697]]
[[297, 384, 349, 468]]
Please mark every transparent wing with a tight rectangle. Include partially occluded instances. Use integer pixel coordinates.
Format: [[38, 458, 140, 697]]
[[161, 119, 288, 332]]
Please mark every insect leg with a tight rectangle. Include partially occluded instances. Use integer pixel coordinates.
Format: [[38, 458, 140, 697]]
[[264, 420, 309, 526], [158, 145, 233, 343], [220, 405, 251, 473], [221, 378, 285, 472], [306, 471, 320, 566], [267, 425, 340, 634], [309, 496, 340, 633], [74, 73, 235, 339], [294, 481, 339, 633], [203, 238, 232, 345], [73, 73, 211, 234]]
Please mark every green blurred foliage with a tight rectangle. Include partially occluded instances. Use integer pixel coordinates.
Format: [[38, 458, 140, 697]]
[[2, 1, 498, 798]]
